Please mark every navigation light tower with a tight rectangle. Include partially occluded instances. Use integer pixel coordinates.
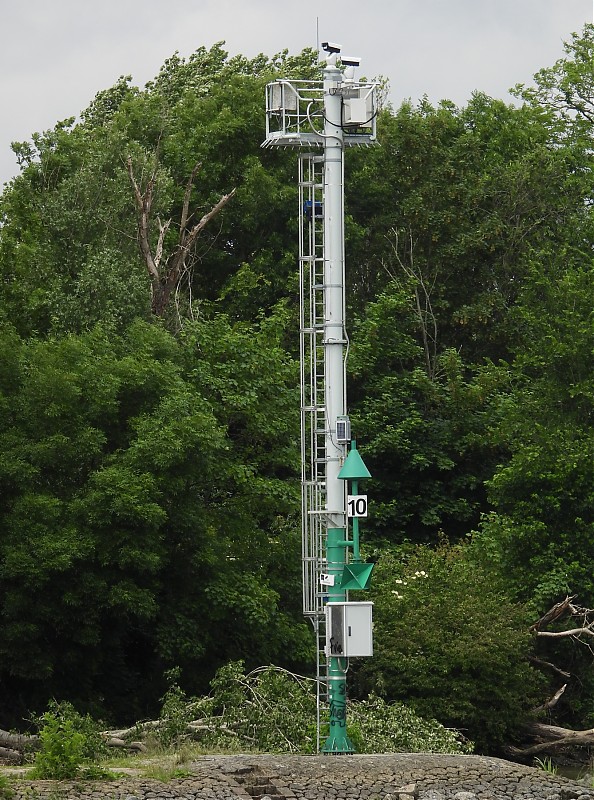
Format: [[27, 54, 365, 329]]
[[263, 42, 376, 753]]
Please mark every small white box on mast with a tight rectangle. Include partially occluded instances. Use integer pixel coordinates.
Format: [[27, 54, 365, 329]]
[[336, 415, 351, 443]]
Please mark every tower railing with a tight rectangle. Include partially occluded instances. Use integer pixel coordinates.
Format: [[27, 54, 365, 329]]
[[263, 79, 377, 149]]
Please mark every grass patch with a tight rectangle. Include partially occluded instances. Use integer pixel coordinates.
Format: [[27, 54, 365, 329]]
[[0, 774, 14, 800], [140, 765, 193, 782]]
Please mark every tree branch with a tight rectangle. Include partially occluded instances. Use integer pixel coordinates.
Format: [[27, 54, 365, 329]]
[[535, 627, 594, 639], [528, 655, 571, 680], [384, 228, 438, 380], [532, 683, 567, 714], [183, 188, 237, 253], [162, 188, 236, 310], [155, 216, 172, 271], [179, 162, 202, 237], [530, 596, 575, 632], [126, 156, 160, 289]]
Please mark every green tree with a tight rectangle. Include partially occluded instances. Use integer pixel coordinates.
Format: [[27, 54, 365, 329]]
[[344, 90, 591, 548], [348, 289, 505, 545], [515, 23, 594, 137], [346, 93, 587, 362], [0, 313, 310, 724], [475, 251, 594, 609]]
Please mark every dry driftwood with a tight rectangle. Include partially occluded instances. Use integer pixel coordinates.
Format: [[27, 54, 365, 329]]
[[510, 596, 594, 759], [510, 721, 594, 758], [103, 737, 147, 752]]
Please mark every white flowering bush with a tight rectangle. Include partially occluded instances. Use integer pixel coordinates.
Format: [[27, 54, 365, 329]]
[[351, 542, 545, 753], [391, 569, 427, 600]]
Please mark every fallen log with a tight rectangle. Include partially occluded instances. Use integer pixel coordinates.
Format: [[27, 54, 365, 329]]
[[0, 729, 38, 753], [104, 737, 147, 753], [0, 725, 149, 756], [102, 720, 161, 740], [0, 746, 22, 764]]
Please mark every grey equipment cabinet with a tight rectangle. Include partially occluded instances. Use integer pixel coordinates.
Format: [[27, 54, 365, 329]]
[[325, 601, 373, 658]]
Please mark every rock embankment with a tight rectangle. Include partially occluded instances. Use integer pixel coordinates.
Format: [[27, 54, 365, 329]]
[[6, 754, 594, 800]]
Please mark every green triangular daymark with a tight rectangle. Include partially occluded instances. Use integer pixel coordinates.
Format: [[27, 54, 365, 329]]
[[339, 562, 374, 590], [338, 445, 371, 480]]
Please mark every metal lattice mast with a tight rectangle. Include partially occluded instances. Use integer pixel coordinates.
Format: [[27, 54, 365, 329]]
[[263, 46, 376, 754]]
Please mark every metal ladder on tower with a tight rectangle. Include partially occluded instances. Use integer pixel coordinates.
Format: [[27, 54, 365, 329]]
[[298, 152, 329, 751]]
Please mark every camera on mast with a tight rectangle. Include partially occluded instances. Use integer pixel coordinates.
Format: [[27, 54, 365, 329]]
[[321, 41, 342, 54]]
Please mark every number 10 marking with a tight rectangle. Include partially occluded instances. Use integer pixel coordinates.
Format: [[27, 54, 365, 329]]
[[347, 495, 368, 518]]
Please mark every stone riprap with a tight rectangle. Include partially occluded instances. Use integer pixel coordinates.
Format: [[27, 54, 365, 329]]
[[6, 754, 594, 800]]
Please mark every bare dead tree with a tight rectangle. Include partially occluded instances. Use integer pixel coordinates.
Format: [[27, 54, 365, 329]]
[[126, 156, 236, 318], [383, 228, 438, 380]]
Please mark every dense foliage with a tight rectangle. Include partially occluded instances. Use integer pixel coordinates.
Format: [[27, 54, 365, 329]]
[[0, 29, 593, 753], [0, 315, 311, 721]]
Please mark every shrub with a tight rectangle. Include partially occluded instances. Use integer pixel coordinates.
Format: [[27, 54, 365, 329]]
[[158, 668, 196, 749], [30, 700, 107, 779], [350, 695, 472, 754], [0, 774, 14, 800]]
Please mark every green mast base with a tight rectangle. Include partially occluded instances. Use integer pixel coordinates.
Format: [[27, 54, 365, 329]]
[[322, 729, 355, 753]]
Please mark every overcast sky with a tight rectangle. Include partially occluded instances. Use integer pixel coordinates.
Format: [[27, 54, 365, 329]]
[[0, 0, 590, 188]]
